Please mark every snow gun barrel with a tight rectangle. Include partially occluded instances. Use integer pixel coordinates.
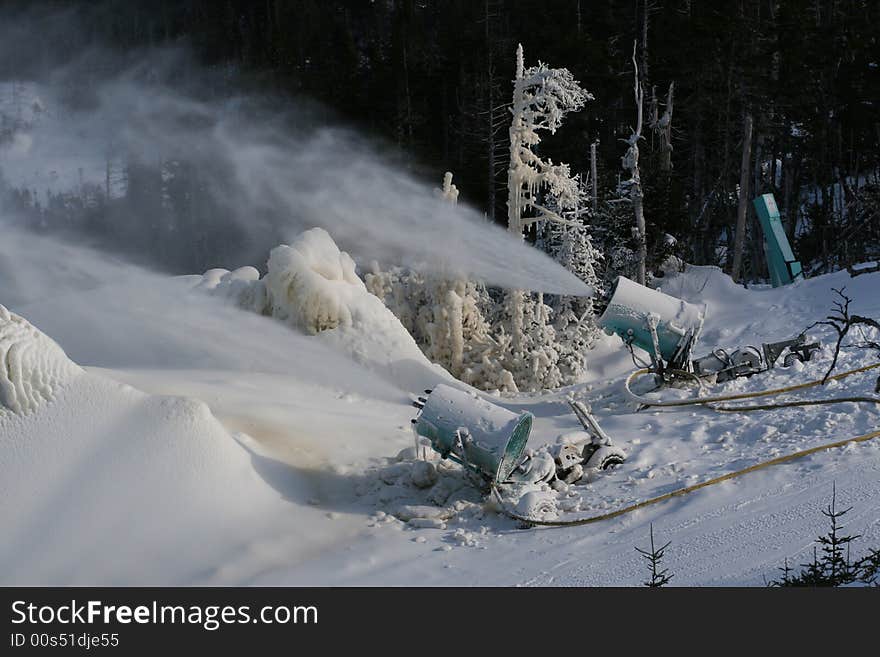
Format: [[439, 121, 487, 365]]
[[598, 276, 705, 367], [411, 384, 532, 483]]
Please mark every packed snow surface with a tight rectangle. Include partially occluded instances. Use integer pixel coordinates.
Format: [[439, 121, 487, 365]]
[[2, 247, 880, 585]]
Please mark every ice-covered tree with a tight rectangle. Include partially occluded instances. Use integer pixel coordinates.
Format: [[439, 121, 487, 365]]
[[553, 222, 602, 313], [366, 172, 517, 390], [367, 102, 606, 392], [542, 184, 605, 381], [539, 173, 604, 302], [620, 40, 648, 285], [435, 171, 460, 205], [504, 43, 592, 357], [506, 43, 592, 237]]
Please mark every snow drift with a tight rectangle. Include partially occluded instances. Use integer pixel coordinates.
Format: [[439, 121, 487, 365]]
[[0, 305, 81, 416], [0, 307, 301, 585]]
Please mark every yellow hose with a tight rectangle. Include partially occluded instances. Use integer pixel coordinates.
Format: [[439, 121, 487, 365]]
[[494, 425, 880, 527], [496, 361, 880, 528], [624, 362, 880, 409]]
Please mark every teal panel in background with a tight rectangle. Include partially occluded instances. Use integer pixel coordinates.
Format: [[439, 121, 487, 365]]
[[753, 193, 804, 287]]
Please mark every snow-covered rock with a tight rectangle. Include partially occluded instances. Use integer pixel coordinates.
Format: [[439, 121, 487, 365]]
[[0, 305, 81, 416]]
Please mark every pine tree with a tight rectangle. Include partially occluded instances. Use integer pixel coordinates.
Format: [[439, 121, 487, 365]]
[[635, 523, 673, 587], [814, 483, 861, 586], [770, 484, 872, 587], [855, 548, 880, 586], [505, 43, 592, 238], [504, 43, 592, 355]]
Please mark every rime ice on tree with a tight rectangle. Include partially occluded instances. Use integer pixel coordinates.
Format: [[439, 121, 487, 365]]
[[506, 43, 593, 238]]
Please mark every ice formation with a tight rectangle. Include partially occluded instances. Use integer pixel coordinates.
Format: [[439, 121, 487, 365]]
[[196, 228, 439, 389], [195, 226, 598, 393], [0, 305, 82, 416], [194, 266, 268, 314], [265, 228, 367, 333]]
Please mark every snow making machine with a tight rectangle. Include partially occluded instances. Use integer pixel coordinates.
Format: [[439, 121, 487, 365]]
[[597, 275, 820, 386], [598, 275, 706, 377], [410, 384, 626, 487], [407, 273, 820, 492], [410, 384, 533, 485]]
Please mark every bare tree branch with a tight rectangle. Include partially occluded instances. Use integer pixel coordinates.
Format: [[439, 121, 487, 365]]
[[808, 288, 880, 387]]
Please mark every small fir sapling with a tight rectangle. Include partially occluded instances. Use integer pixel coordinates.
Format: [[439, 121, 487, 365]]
[[635, 523, 673, 587]]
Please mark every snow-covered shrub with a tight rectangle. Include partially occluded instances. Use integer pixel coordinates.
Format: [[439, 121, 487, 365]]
[[365, 266, 517, 390], [366, 265, 598, 393], [365, 172, 599, 393], [493, 290, 565, 391], [538, 195, 605, 331]]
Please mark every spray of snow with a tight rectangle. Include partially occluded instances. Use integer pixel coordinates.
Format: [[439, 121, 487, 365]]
[[0, 55, 592, 298]]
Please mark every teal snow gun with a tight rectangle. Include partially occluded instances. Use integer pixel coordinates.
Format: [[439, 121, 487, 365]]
[[753, 193, 803, 287], [599, 275, 819, 384], [598, 276, 705, 372], [411, 384, 532, 483]]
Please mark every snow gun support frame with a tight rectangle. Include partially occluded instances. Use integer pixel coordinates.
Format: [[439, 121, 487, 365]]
[[692, 333, 820, 383]]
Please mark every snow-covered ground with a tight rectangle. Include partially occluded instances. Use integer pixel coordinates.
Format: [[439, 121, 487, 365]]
[[2, 234, 880, 585]]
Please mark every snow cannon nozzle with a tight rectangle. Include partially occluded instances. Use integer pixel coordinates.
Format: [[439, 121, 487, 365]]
[[601, 278, 822, 384], [598, 276, 705, 372], [411, 384, 532, 483]]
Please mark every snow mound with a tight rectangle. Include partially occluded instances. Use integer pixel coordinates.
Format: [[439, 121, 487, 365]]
[[0, 305, 81, 416], [195, 266, 268, 314], [196, 228, 447, 390], [0, 356, 297, 585], [265, 228, 442, 388]]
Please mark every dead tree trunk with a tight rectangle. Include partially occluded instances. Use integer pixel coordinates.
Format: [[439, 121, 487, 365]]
[[731, 113, 753, 283], [658, 81, 674, 172], [622, 41, 647, 286], [590, 141, 598, 213]]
